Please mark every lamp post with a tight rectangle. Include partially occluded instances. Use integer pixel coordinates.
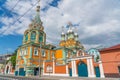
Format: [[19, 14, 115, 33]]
[[39, 42, 42, 77]]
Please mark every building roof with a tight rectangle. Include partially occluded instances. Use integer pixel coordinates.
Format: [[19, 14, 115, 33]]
[[100, 44, 120, 52]]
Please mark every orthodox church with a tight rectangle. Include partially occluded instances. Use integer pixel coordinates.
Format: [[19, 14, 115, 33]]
[[15, 2, 105, 78]]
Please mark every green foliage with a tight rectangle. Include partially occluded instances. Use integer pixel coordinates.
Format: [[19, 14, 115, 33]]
[[96, 55, 100, 62], [9, 49, 17, 69]]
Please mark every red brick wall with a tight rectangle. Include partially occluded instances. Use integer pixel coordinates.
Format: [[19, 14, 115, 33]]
[[100, 49, 120, 74], [55, 65, 66, 74]]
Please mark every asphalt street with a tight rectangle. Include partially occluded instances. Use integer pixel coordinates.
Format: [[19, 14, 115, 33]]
[[0, 74, 120, 80]]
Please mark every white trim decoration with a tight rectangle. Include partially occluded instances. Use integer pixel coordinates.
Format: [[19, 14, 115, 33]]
[[43, 73, 69, 76], [34, 48, 38, 56]]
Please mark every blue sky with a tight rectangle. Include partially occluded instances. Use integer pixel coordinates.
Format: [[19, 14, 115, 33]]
[[0, 0, 120, 54], [0, 0, 61, 54]]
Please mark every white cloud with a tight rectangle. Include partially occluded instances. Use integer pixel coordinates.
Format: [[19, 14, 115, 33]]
[[0, 0, 120, 49]]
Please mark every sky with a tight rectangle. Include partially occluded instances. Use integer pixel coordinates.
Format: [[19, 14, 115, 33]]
[[0, 0, 120, 54]]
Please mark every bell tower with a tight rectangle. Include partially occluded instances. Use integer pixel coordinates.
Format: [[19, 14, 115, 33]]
[[23, 0, 46, 45]]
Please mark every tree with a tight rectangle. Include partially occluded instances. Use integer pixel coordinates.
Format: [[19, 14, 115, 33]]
[[9, 49, 17, 69], [96, 55, 100, 62]]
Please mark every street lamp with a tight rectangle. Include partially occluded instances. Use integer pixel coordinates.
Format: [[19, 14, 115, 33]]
[[39, 42, 42, 77]]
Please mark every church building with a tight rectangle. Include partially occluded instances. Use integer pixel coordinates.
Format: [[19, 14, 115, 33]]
[[15, 1, 105, 78]]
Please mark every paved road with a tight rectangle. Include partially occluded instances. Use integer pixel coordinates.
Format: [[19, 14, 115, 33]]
[[0, 74, 120, 80]]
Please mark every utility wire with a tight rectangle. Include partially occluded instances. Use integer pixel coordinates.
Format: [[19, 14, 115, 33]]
[[0, 0, 20, 34], [11, 0, 39, 26], [9, 0, 20, 14], [0, 0, 20, 17], [3, 0, 39, 34]]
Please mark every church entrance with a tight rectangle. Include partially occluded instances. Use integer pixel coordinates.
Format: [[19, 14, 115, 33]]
[[78, 62, 88, 77], [19, 68, 26, 76], [6, 66, 9, 74], [95, 66, 100, 77], [69, 68, 72, 77], [34, 67, 39, 76]]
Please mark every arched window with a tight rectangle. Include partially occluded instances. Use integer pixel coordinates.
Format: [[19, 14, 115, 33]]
[[31, 31, 36, 41], [42, 49, 46, 57], [34, 48, 38, 56], [39, 33, 43, 42], [25, 33, 28, 42]]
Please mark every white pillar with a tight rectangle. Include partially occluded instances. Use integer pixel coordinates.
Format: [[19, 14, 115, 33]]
[[8, 65, 11, 74], [87, 59, 90, 77], [76, 51, 79, 57], [99, 61, 105, 78], [66, 64, 68, 74], [53, 60, 55, 74], [18, 66, 19, 76], [71, 61, 74, 76], [89, 58, 95, 77], [43, 61, 45, 75], [4, 65, 7, 74], [74, 61, 77, 77], [87, 58, 95, 77], [71, 60, 77, 77]]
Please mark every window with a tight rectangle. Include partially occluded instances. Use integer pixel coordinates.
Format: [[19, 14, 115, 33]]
[[34, 48, 38, 56], [52, 52, 54, 58], [31, 31, 36, 41], [25, 33, 28, 42], [39, 35, 43, 42], [20, 49, 23, 56], [24, 47, 28, 55], [42, 50, 45, 57], [118, 66, 120, 73]]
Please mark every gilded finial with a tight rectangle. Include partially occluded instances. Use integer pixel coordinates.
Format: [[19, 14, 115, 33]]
[[68, 22, 72, 30]]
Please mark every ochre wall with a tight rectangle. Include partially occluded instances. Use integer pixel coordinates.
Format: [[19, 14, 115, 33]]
[[55, 49, 63, 59]]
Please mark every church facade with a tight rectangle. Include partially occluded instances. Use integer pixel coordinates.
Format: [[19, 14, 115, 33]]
[[15, 3, 105, 78]]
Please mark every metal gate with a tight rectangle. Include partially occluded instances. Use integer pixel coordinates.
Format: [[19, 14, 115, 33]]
[[78, 62, 88, 77], [19, 68, 26, 76], [95, 66, 100, 77], [15, 71, 18, 76], [69, 68, 72, 77]]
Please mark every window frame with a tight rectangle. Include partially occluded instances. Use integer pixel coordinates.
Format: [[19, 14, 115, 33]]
[[34, 48, 38, 56], [42, 49, 46, 57]]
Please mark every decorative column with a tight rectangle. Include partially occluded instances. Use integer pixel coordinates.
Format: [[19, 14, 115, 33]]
[[8, 65, 11, 74], [18, 66, 19, 76], [66, 64, 68, 74], [99, 61, 105, 78], [29, 46, 32, 59], [4, 65, 7, 74], [87, 58, 95, 77], [43, 60, 45, 75], [87, 59, 90, 77], [53, 59, 55, 74], [71, 60, 77, 77], [89, 58, 95, 77], [36, 31, 39, 43]]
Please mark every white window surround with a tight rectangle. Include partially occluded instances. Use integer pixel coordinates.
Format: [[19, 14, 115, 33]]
[[20, 49, 23, 56], [34, 48, 38, 56], [42, 50, 46, 57], [24, 47, 28, 55], [52, 52, 54, 58]]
